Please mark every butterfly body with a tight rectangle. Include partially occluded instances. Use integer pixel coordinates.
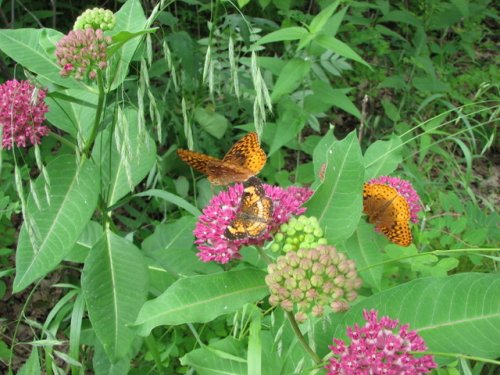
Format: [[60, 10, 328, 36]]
[[363, 183, 412, 247], [225, 177, 273, 240], [177, 132, 266, 185]]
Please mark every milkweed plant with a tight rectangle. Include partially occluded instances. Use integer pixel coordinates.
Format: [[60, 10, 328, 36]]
[[0, 1, 498, 374]]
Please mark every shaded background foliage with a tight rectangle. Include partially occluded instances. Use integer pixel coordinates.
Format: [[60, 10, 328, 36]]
[[0, 0, 498, 373]]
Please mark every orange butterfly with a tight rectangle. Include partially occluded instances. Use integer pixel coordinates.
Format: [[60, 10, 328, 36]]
[[224, 177, 273, 240], [177, 132, 266, 185], [363, 183, 412, 247]]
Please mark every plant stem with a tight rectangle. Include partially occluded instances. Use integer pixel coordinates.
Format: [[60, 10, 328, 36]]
[[286, 311, 322, 365], [82, 71, 106, 157]]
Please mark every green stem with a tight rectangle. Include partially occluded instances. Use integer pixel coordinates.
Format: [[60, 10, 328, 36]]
[[358, 248, 499, 273], [82, 71, 106, 157], [286, 311, 322, 365], [420, 351, 500, 366]]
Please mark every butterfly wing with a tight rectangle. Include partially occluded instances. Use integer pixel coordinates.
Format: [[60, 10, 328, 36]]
[[363, 183, 412, 247], [177, 148, 251, 185], [225, 177, 273, 239], [223, 132, 267, 175], [177, 149, 222, 175]]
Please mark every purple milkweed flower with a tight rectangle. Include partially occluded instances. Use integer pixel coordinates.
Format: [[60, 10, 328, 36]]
[[0, 80, 49, 149], [194, 182, 313, 264], [368, 176, 421, 223], [326, 309, 437, 375]]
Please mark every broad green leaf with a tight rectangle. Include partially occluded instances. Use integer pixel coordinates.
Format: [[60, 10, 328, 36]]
[[134, 269, 268, 336], [181, 337, 247, 375], [268, 99, 308, 156], [364, 135, 403, 180], [381, 99, 400, 122], [18, 347, 41, 375], [194, 107, 229, 139], [339, 221, 386, 291], [309, 1, 340, 34], [108, 0, 147, 89], [135, 189, 201, 217], [304, 80, 361, 119], [142, 216, 220, 276], [314, 34, 371, 69], [93, 107, 156, 206], [270, 58, 311, 102], [14, 155, 99, 292], [82, 230, 148, 361], [254, 26, 308, 45], [45, 90, 98, 139], [0, 28, 82, 89], [107, 29, 157, 57], [65, 221, 103, 263], [92, 337, 131, 375], [380, 10, 423, 27], [412, 76, 450, 93], [306, 131, 364, 244], [247, 308, 262, 375], [331, 273, 500, 363]]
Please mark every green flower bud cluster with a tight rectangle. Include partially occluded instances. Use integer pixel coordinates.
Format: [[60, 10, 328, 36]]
[[271, 215, 327, 253], [265, 245, 362, 323], [74, 8, 116, 31]]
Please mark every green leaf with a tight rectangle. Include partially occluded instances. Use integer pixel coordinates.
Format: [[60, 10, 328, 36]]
[[82, 230, 148, 361], [412, 76, 450, 93], [254, 26, 308, 45], [363, 135, 403, 180], [194, 107, 229, 139], [304, 80, 361, 119], [270, 58, 311, 102], [340, 221, 386, 291], [309, 1, 340, 34], [314, 34, 371, 69], [135, 189, 201, 217], [14, 155, 99, 292], [18, 347, 41, 375], [142, 216, 220, 277], [133, 269, 268, 336], [0, 28, 82, 89], [306, 131, 364, 244], [107, 29, 157, 57], [247, 309, 262, 375], [108, 0, 147, 89], [381, 99, 400, 122], [181, 336, 247, 375], [332, 273, 500, 363], [65, 221, 102, 263], [93, 107, 156, 206], [92, 337, 131, 375], [268, 99, 308, 156], [380, 10, 423, 27], [45, 90, 98, 139]]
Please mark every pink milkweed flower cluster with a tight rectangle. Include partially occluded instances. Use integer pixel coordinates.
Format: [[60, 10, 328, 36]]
[[194, 182, 313, 264], [326, 309, 437, 375], [0, 79, 49, 149], [55, 28, 112, 80], [368, 176, 421, 223]]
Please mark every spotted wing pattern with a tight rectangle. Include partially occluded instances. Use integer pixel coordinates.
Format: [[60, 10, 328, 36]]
[[363, 183, 412, 247], [177, 132, 266, 185], [222, 132, 267, 175], [224, 177, 273, 240]]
